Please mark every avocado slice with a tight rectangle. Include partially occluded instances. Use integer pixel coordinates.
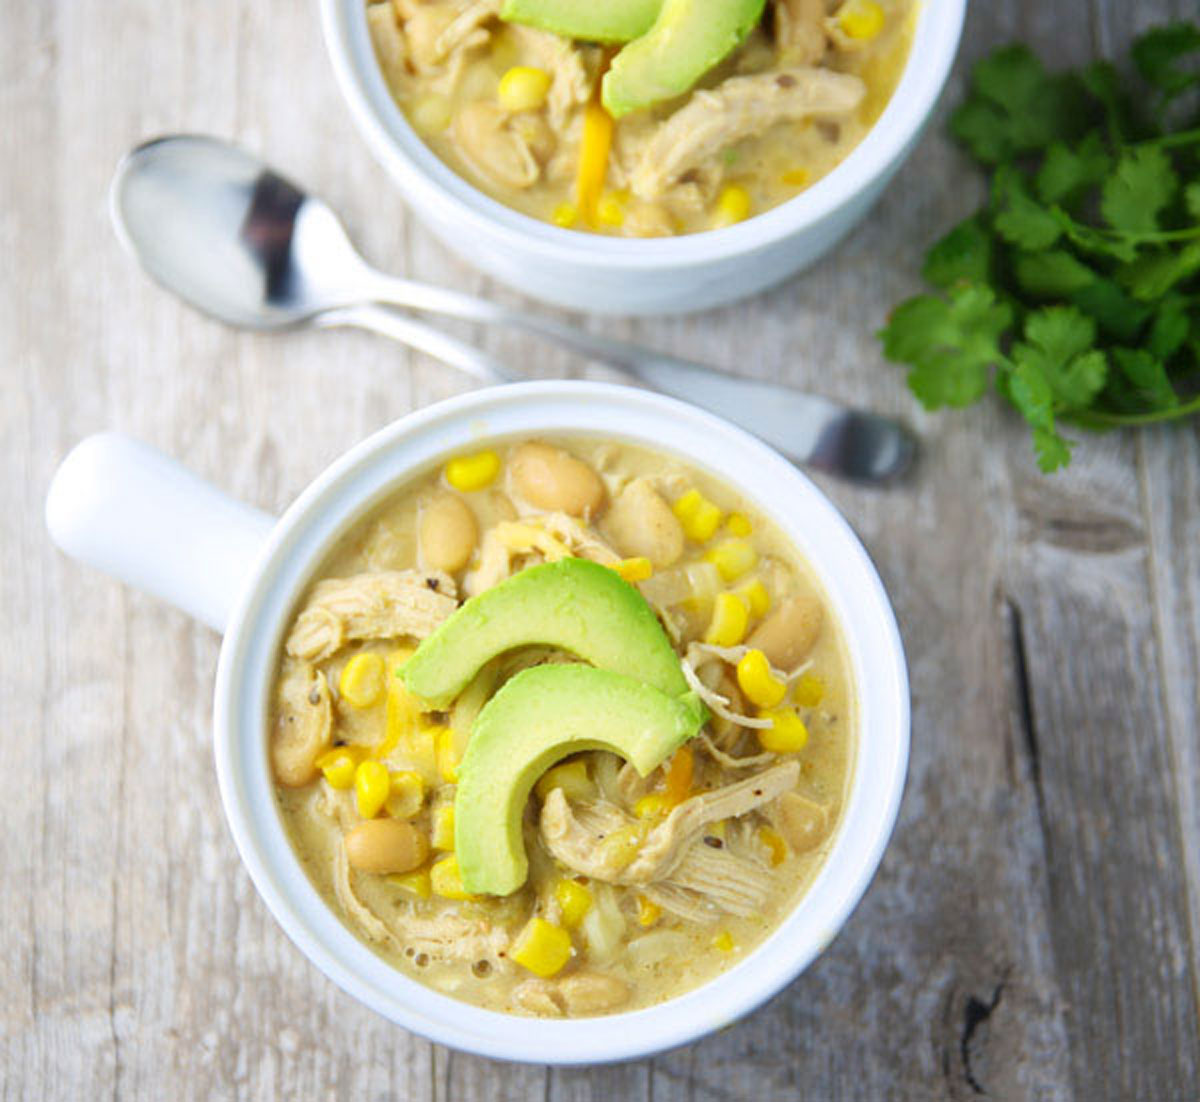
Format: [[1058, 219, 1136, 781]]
[[401, 558, 688, 708], [601, 0, 767, 118], [500, 0, 661, 44], [455, 664, 706, 894]]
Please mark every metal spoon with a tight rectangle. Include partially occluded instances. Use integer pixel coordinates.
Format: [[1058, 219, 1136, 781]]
[[111, 134, 914, 481]]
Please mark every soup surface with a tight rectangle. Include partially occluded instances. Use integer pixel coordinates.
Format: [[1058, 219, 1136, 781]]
[[365, 0, 913, 235], [271, 438, 854, 1016]]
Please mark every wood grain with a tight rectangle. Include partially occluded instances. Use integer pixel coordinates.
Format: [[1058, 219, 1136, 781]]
[[3, 0, 1198, 1097]]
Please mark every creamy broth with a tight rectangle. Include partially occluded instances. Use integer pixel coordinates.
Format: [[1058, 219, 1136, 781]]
[[271, 438, 855, 1015], [366, 0, 914, 236]]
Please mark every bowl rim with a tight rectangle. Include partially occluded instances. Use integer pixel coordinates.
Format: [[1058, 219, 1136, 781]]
[[317, 0, 966, 269], [211, 380, 909, 1063]]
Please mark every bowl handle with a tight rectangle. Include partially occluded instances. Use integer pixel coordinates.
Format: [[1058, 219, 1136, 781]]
[[45, 433, 275, 633]]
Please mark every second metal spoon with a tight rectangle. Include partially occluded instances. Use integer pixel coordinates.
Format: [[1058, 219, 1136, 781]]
[[111, 134, 914, 482]]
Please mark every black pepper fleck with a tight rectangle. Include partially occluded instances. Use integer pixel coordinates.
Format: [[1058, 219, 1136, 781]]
[[703, 836, 724, 849]]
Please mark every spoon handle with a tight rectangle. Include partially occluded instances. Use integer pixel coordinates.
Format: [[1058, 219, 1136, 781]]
[[361, 275, 913, 482]]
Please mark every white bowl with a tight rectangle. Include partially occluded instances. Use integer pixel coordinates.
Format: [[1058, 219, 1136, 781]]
[[318, 0, 965, 314], [45, 382, 909, 1063]]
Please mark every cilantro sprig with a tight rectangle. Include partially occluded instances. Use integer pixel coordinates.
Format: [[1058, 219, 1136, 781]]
[[878, 25, 1200, 471]]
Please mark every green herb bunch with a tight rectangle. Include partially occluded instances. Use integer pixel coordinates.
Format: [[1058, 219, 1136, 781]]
[[878, 23, 1200, 471]]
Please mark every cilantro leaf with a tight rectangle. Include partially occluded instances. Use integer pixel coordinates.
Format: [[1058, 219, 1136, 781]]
[[992, 165, 1062, 250], [1069, 278, 1153, 342], [1101, 146, 1178, 233], [1007, 362, 1074, 472], [1012, 307, 1108, 410], [1147, 299, 1190, 360], [1118, 241, 1200, 301], [879, 285, 1012, 409], [1013, 250, 1096, 297], [1109, 347, 1179, 411], [1131, 23, 1200, 103], [921, 215, 993, 289], [1185, 181, 1200, 220], [1035, 134, 1112, 206]]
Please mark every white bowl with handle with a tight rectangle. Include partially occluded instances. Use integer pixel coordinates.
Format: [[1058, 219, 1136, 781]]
[[45, 381, 908, 1062], [318, 0, 966, 314]]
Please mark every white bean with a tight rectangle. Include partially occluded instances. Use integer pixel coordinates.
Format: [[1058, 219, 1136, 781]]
[[419, 492, 478, 573], [509, 442, 606, 518], [604, 478, 684, 567]]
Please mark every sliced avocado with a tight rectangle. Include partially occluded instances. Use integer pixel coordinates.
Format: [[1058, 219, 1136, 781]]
[[601, 0, 767, 118], [455, 664, 706, 894], [500, 0, 661, 44], [402, 558, 688, 708]]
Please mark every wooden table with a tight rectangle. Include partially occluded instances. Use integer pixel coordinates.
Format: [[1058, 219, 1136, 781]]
[[4, 0, 1198, 1096]]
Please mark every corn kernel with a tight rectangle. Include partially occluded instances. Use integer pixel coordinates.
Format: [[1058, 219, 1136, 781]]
[[497, 65, 552, 112], [673, 489, 723, 543], [714, 184, 752, 227], [552, 202, 578, 228], [511, 916, 572, 978], [444, 449, 500, 492], [837, 0, 886, 39], [664, 745, 693, 806], [757, 708, 809, 754], [554, 878, 593, 928], [355, 759, 391, 818], [431, 804, 455, 850], [385, 770, 425, 819], [725, 512, 753, 537], [782, 168, 810, 188], [634, 792, 673, 819], [704, 538, 758, 582], [733, 577, 771, 618], [387, 868, 432, 899], [636, 895, 662, 927], [316, 747, 358, 790], [759, 826, 788, 867], [611, 556, 653, 583], [712, 930, 735, 952], [794, 672, 825, 708], [338, 652, 385, 709], [534, 759, 592, 802], [402, 725, 441, 785], [430, 854, 473, 900], [737, 648, 787, 709], [705, 592, 749, 647], [596, 191, 627, 227], [436, 727, 460, 783], [378, 648, 418, 758], [599, 823, 646, 870]]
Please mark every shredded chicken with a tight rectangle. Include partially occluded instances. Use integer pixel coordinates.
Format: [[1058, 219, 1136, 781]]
[[505, 25, 593, 129], [698, 732, 776, 770], [682, 647, 773, 729], [631, 67, 866, 199], [659, 842, 773, 918], [464, 514, 620, 597], [271, 663, 333, 787], [773, 0, 828, 63], [285, 570, 457, 662], [770, 790, 831, 853], [367, 3, 410, 91]]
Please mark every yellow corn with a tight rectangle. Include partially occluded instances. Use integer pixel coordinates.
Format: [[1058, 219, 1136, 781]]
[[552, 202, 578, 228], [733, 577, 771, 618], [496, 521, 572, 561], [554, 878, 593, 929], [673, 489, 723, 543], [497, 65, 552, 112], [713, 184, 751, 227], [705, 592, 749, 647], [599, 823, 646, 870], [837, 0, 886, 39], [633, 792, 673, 819], [596, 190, 627, 227], [576, 100, 614, 226], [430, 854, 473, 900], [444, 449, 500, 492], [757, 708, 809, 754], [387, 868, 432, 899], [736, 648, 787, 709], [339, 652, 385, 709], [704, 538, 758, 582], [511, 916, 573, 977], [759, 826, 788, 867], [385, 770, 425, 819], [436, 727, 460, 783], [534, 759, 592, 802], [725, 512, 752, 537], [664, 745, 693, 806], [378, 648, 418, 758], [636, 895, 662, 927], [611, 556, 653, 583], [431, 804, 455, 850], [712, 930, 735, 953], [315, 747, 358, 790], [403, 725, 441, 785], [782, 168, 810, 188], [355, 760, 391, 818], [794, 672, 825, 708]]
